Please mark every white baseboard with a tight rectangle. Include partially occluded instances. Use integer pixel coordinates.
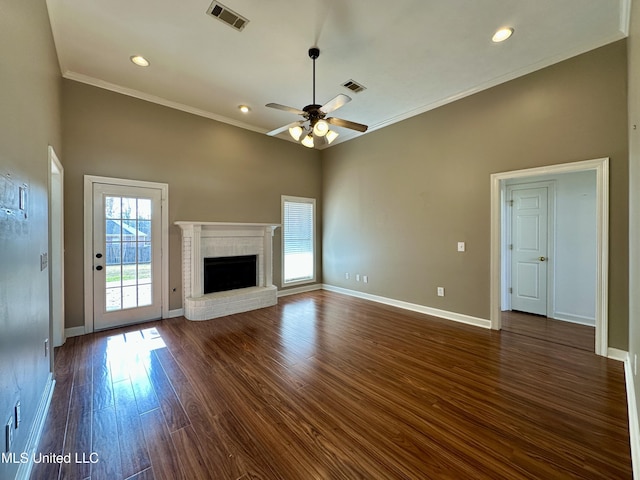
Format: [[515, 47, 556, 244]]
[[165, 308, 184, 319], [64, 326, 85, 338], [552, 311, 596, 327], [278, 283, 323, 297], [322, 284, 491, 329], [608, 348, 628, 362], [15, 373, 55, 480], [624, 353, 640, 480]]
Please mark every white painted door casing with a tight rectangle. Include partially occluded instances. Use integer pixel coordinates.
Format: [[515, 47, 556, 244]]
[[490, 157, 609, 357], [84, 176, 169, 334]]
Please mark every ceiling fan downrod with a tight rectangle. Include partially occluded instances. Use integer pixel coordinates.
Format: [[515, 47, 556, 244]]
[[309, 47, 320, 106]]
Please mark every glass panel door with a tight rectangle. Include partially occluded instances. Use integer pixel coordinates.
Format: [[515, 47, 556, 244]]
[[93, 184, 161, 330]]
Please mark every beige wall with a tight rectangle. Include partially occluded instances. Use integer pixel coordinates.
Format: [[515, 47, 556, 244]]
[[0, 1, 62, 478], [322, 40, 629, 349], [62, 40, 629, 348], [628, 0, 640, 454], [62, 81, 322, 328]]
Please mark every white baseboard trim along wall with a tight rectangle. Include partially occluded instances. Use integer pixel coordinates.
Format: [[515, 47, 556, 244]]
[[278, 284, 323, 297], [64, 326, 85, 338], [166, 309, 184, 319], [15, 375, 55, 480], [322, 284, 492, 329], [608, 348, 629, 362], [624, 353, 640, 480]]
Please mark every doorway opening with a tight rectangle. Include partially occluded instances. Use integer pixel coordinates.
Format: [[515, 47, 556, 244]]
[[490, 158, 609, 356]]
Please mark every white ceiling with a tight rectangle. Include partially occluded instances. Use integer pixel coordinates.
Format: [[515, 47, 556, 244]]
[[45, 0, 629, 148]]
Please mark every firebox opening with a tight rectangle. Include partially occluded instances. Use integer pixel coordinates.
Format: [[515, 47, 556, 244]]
[[203, 254, 258, 294]]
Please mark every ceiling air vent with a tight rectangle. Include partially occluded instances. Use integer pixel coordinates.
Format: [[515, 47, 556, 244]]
[[342, 79, 366, 94], [206, 1, 249, 31]]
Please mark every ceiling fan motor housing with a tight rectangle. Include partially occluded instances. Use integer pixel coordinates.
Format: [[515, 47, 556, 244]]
[[303, 104, 324, 125]]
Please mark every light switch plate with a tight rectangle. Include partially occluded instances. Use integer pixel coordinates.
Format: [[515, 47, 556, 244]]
[[457, 242, 465, 252]]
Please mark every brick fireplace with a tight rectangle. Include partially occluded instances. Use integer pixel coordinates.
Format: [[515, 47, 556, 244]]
[[175, 221, 280, 320]]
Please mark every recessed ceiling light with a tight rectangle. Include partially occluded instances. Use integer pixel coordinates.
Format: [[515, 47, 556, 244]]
[[130, 55, 150, 67], [238, 105, 250, 113], [492, 27, 514, 43]]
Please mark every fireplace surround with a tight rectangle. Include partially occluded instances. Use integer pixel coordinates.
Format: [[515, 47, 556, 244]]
[[175, 221, 280, 320]]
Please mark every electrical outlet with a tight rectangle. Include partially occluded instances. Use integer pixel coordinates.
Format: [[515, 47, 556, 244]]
[[356, 274, 361, 282], [437, 287, 445, 297], [345, 272, 350, 280], [363, 275, 368, 283], [5, 416, 13, 453]]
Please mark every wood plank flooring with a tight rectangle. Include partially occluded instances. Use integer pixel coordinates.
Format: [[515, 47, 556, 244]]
[[501, 310, 596, 352], [32, 291, 631, 479]]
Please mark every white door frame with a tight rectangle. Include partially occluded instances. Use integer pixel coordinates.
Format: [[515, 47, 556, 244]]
[[84, 175, 169, 333], [490, 157, 609, 356], [504, 181, 556, 316], [48, 146, 65, 350]]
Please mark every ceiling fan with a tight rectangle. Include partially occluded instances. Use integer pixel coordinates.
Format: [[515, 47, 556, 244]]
[[266, 47, 368, 148]]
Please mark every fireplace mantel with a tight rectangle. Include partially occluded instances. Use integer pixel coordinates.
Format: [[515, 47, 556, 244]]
[[175, 221, 280, 233], [176, 221, 280, 320]]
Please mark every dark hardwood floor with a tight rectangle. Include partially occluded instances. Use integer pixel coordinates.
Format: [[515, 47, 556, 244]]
[[32, 291, 631, 479], [501, 310, 596, 352]]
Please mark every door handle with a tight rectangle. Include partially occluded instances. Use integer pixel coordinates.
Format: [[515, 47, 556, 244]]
[[95, 265, 103, 271], [539, 256, 546, 262]]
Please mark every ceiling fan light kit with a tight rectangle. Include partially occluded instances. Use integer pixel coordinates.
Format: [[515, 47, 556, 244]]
[[312, 119, 329, 137], [266, 47, 368, 148], [325, 130, 339, 144], [289, 125, 303, 141], [301, 134, 315, 148]]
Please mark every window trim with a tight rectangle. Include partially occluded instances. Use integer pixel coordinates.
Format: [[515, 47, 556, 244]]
[[281, 195, 316, 286]]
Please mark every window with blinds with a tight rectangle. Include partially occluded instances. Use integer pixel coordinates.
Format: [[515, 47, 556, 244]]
[[282, 196, 315, 284]]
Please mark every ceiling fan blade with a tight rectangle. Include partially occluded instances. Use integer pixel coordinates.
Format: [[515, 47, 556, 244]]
[[327, 117, 368, 132], [265, 103, 305, 115], [320, 94, 351, 114], [266, 121, 304, 137]]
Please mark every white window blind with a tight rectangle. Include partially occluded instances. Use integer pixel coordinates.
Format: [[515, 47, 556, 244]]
[[282, 196, 315, 284]]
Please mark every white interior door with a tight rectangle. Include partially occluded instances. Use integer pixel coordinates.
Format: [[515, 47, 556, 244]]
[[510, 186, 549, 316], [92, 183, 162, 330]]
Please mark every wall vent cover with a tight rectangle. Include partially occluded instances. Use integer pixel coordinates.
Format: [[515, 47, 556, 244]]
[[341, 79, 366, 93], [206, 1, 249, 31]]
